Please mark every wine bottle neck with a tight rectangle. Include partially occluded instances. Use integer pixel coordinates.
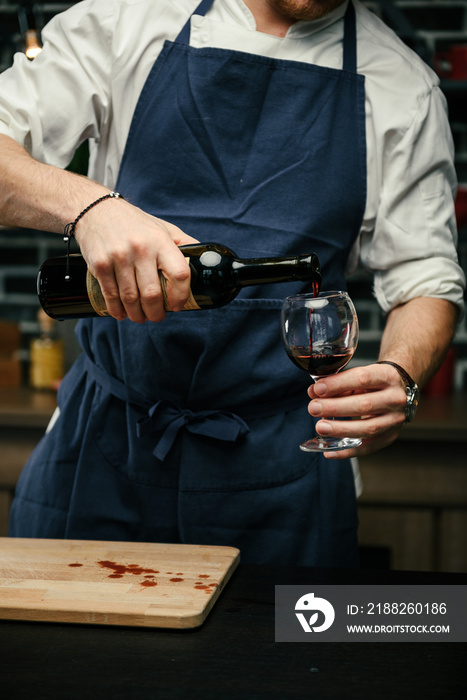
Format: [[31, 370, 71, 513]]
[[233, 254, 321, 288]]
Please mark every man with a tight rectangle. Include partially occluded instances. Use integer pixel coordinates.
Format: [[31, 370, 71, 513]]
[[0, 0, 464, 566]]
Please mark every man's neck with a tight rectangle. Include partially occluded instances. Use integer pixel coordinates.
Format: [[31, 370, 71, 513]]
[[241, 1, 347, 38]]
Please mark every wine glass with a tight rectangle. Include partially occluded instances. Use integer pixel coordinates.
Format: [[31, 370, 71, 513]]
[[281, 290, 362, 452]]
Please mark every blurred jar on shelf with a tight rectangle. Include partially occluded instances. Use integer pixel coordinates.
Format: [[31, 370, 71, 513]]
[[434, 44, 467, 81], [29, 309, 64, 391], [422, 347, 457, 398]]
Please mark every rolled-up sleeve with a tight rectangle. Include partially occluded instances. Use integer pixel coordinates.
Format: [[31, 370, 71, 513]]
[[0, 0, 114, 168], [360, 84, 465, 317]]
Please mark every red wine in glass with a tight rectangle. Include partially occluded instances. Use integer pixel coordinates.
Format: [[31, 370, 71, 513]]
[[286, 348, 354, 376], [281, 291, 362, 452]]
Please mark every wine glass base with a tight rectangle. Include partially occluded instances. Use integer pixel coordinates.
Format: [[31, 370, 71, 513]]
[[299, 437, 362, 453]]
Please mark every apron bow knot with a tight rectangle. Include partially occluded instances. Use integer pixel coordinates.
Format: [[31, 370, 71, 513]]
[[136, 399, 250, 461]]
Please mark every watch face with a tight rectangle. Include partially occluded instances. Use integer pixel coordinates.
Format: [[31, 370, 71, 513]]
[[405, 385, 420, 422]]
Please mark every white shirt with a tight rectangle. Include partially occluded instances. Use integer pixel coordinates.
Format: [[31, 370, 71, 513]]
[[0, 0, 464, 313]]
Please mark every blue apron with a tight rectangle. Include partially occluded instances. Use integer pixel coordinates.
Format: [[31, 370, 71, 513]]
[[10, 0, 366, 567]]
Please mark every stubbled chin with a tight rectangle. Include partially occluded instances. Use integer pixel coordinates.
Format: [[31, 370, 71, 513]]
[[270, 0, 347, 22]]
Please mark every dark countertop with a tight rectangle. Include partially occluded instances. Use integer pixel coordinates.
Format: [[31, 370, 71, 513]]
[[0, 387, 57, 428], [1, 564, 465, 700], [0, 387, 466, 441], [397, 391, 467, 443]]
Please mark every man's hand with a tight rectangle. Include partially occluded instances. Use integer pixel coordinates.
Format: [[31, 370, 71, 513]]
[[72, 198, 198, 323], [307, 362, 408, 459], [306, 297, 458, 460]]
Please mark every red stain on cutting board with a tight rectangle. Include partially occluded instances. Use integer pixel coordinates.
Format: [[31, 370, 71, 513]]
[[69, 559, 217, 591]]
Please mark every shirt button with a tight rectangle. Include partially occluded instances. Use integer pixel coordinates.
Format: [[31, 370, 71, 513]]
[[200, 31, 211, 44]]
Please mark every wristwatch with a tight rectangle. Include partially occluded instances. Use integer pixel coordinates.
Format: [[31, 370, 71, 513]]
[[377, 360, 420, 424]]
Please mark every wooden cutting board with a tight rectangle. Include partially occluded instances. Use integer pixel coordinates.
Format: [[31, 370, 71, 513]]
[[0, 538, 240, 629]]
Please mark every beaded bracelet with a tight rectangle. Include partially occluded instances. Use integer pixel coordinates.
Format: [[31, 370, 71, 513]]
[[63, 191, 124, 280]]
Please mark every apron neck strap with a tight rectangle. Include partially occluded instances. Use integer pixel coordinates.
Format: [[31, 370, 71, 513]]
[[343, 1, 357, 73], [176, 0, 215, 44], [176, 0, 357, 73]]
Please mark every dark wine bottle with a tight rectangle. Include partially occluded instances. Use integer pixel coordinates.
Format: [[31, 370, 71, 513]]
[[37, 243, 321, 320]]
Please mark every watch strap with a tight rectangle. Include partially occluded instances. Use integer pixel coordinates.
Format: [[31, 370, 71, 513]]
[[376, 361, 417, 388]]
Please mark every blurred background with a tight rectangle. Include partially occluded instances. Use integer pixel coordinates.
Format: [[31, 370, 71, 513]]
[[0, 0, 466, 571]]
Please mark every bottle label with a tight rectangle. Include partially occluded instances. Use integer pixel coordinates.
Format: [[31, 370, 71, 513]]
[[86, 271, 110, 316]]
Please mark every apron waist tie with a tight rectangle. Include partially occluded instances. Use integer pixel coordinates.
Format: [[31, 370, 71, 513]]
[[83, 354, 306, 461], [138, 399, 249, 461]]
